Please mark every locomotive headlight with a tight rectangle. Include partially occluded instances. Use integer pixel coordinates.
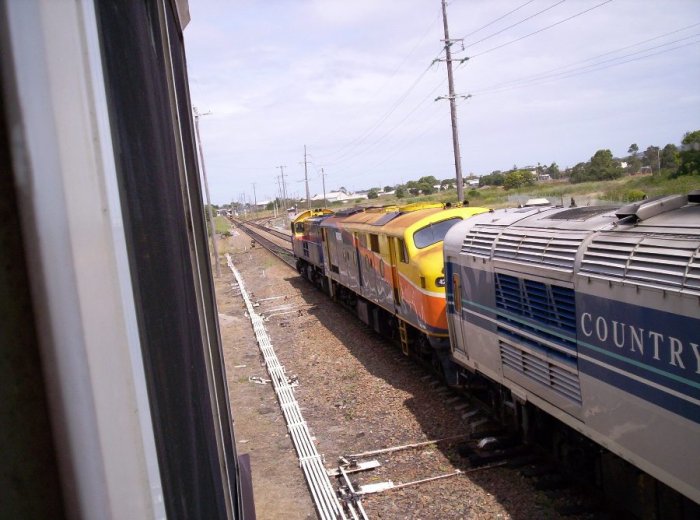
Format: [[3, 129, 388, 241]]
[[435, 276, 446, 287]]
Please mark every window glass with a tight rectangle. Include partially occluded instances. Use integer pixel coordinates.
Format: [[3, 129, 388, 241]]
[[397, 238, 408, 263], [413, 218, 461, 249], [369, 234, 380, 253]]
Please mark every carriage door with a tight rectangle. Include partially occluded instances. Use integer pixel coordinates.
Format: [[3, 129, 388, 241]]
[[354, 232, 363, 288], [388, 238, 402, 307], [448, 261, 467, 357]]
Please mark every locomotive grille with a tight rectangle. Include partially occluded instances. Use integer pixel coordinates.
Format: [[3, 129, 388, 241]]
[[495, 273, 581, 403], [492, 231, 582, 269], [461, 227, 499, 256], [495, 274, 577, 345], [499, 339, 582, 403], [581, 235, 700, 293]]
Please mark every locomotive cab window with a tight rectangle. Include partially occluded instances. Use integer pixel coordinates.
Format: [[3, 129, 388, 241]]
[[413, 218, 461, 249], [294, 222, 304, 233], [369, 233, 380, 253]]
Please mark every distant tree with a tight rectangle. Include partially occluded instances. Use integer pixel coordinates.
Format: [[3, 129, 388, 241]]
[[383, 185, 393, 192], [571, 149, 622, 183], [503, 170, 536, 190], [395, 186, 407, 198], [479, 171, 505, 187], [418, 182, 436, 195], [417, 175, 438, 187], [626, 156, 642, 174], [568, 162, 589, 183], [545, 162, 560, 179], [628, 143, 639, 156], [440, 178, 455, 190], [367, 189, 379, 199], [675, 130, 700, 177], [642, 145, 661, 172], [660, 143, 679, 171], [405, 180, 420, 195]]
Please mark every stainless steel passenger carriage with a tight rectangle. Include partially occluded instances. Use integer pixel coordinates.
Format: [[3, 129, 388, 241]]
[[444, 194, 700, 506]]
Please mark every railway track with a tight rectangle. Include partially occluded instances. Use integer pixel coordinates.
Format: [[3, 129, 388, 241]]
[[244, 218, 292, 242], [232, 218, 296, 268], [226, 218, 612, 518]]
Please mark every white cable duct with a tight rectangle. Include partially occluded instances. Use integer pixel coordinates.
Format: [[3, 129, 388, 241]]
[[226, 254, 347, 520]]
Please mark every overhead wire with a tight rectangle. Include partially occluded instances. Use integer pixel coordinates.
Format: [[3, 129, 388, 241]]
[[471, 33, 700, 96], [320, 62, 437, 164], [470, 0, 614, 58], [468, 22, 700, 93], [318, 9, 443, 163], [461, 0, 537, 39], [329, 77, 448, 176], [463, 0, 567, 49]]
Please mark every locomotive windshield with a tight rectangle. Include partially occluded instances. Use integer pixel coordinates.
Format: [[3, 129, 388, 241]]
[[413, 217, 462, 249]]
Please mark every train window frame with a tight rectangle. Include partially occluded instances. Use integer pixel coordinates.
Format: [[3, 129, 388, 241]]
[[413, 217, 462, 249], [369, 233, 380, 253], [294, 222, 304, 233], [397, 238, 409, 263], [452, 273, 462, 313]]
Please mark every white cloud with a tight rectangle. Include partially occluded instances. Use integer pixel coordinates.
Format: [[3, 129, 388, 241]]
[[186, 0, 700, 203]]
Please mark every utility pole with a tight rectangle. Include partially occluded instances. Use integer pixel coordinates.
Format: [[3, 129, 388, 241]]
[[252, 183, 257, 217], [439, 0, 465, 203], [320, 167, 327, 208], [303, 145, 311, 210], [277, 165, 288, 217], [193, 106, 221, 277]]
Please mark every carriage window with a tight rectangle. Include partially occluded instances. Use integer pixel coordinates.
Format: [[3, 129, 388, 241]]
[[369, 234, 380, 253], [413, 218, 461, 249], [294, 222, 304, 233]]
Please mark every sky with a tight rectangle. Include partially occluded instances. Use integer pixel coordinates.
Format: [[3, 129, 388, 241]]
[[184, 0, 700, 205]]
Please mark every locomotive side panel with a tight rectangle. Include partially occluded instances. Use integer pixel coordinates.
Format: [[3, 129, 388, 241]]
[[575, 240, 700, 503], [446, 200, 700, 504]]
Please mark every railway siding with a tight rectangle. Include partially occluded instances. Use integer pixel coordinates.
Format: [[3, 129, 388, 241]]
[[217, 227, 596, 519]]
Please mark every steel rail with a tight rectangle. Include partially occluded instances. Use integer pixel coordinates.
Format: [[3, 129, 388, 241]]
[[234, 221, 296, 269]]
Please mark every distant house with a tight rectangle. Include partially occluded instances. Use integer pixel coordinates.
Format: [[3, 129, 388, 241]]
[[537, 174, 551, 182], [310, 189, 366, 203], [466, 179, 479, 187]]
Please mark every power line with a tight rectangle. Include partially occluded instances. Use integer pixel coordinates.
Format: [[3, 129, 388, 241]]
[[318, 12, 444, 164], [472, 37, 700, 96], [320, 62, 437, 164], [469, 22, 700, 94], [329, 78, 447, 175], [464, 0, 566, 49], [462, 0, 536, 39], [470, 0, 613, 59]]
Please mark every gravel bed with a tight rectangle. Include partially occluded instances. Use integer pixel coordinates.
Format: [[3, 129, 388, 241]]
[[217, 229, 596, 519]]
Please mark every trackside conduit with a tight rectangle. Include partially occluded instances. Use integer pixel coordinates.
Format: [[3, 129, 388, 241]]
[[226, 254, 346, 520]]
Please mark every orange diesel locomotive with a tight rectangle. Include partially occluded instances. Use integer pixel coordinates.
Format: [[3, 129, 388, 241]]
[[293, 203, 488, 380]]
